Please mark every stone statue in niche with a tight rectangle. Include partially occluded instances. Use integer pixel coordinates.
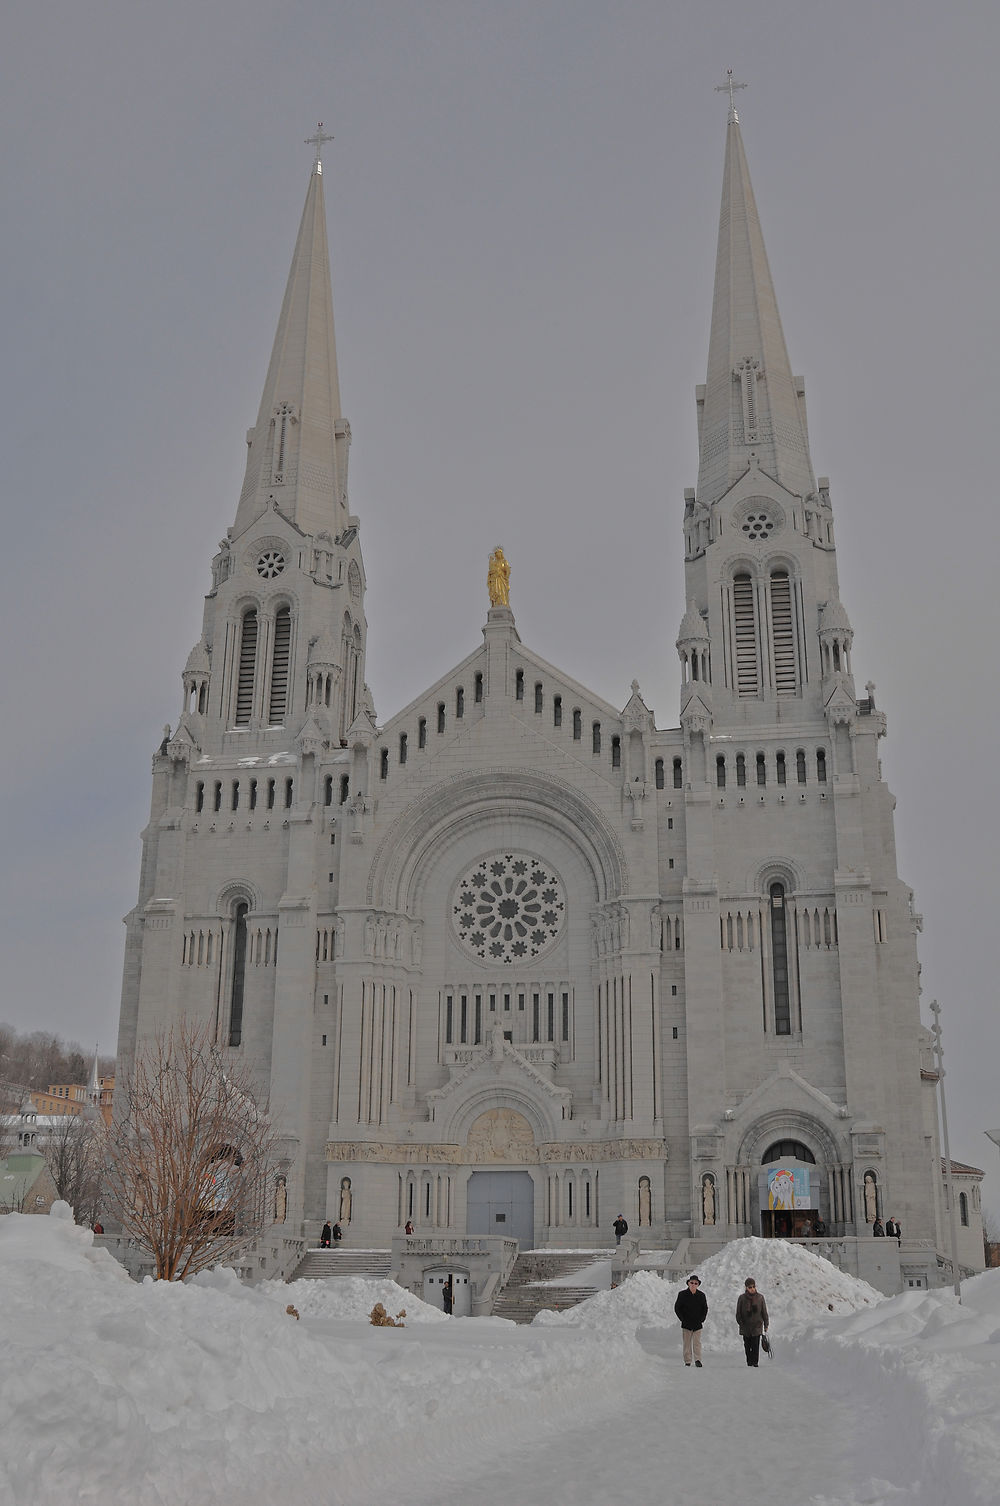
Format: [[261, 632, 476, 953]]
[[864, 1170, 878, 1223], [339, 1176, 352, 1223], [702, 1173, 716, 1226], [639, 1176, 651, 1227], [274, 1175, 287, 1225]]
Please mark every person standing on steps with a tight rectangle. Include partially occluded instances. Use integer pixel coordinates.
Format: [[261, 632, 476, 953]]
[[735, 1278, 769, 1367], [885, 1215, 901, 1242], [331, 1221, 343, 1245], [442, 1276, 454, 1315], [674, 1275, 708, 1367], [613, 1214, 629, 1246], [320, 1221, 332, 1248]]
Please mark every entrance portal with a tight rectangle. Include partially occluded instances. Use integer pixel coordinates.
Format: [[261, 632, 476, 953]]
[[466, 1170, 534, 1247]]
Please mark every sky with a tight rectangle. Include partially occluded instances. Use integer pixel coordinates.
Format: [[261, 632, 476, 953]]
[[2, 3, 998, 1201], [7, 1212, 1000, 1504]]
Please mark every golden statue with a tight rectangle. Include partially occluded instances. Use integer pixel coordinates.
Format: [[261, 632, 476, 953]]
[[487, 546, 510, 607]]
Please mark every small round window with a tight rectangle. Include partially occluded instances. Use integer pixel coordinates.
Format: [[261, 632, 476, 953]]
[[740, 512, 775, 541], [256, 550, 286, 579], [452, 853, 565, 965]]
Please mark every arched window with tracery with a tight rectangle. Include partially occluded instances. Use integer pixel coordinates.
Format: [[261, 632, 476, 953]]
[[761, 1140, 815, 1164]]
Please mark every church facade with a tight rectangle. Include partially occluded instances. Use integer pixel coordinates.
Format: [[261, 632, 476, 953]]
[[117, 111, 944, 1273]]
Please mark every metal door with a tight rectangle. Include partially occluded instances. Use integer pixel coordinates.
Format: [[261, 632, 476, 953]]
[[424, 1268, 471, 1316], [466, 1170, 534, 1247]]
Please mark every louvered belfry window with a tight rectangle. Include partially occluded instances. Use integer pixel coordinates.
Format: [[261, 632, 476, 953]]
[[268, 607, 291, 723], [235, 609, 258, 725], [732, 574, 759, 696], [770, 571, 797, 696]]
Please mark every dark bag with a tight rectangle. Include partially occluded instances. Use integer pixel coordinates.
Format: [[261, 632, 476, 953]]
[[761, 1334, 773, 1359]]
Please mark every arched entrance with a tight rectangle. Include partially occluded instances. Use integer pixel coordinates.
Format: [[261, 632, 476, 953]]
[[467, 1170, 535, 1246]]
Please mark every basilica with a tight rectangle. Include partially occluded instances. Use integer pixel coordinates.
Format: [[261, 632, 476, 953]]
[[117, 104, 949, 1284]]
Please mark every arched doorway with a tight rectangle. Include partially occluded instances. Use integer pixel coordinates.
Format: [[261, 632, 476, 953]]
[[467, 1171, 535, 1246], [759, 1140, 819, 1238]]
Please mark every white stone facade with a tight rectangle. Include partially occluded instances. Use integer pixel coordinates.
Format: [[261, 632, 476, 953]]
[[117, 123, 949, 1281]]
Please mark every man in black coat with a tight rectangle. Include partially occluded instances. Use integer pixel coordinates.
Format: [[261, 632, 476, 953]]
[[612, 1215, 629, 1246], [674, 1275, 708, 1367]]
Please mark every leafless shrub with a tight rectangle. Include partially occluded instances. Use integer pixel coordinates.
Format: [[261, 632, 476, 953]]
[[41, 1112, 104, 1224], [102, 1021, 279, 1280]]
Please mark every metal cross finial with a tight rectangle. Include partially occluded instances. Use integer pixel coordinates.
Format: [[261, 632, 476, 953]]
[[715, 68, 747, 122], [305, 123, 334, 173]]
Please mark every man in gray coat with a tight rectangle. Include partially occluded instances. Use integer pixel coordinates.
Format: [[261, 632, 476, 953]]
[[735, 1277, 769, 1367]]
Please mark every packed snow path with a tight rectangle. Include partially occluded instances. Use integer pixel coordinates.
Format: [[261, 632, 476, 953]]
[[351, 1323, 876, 1506]]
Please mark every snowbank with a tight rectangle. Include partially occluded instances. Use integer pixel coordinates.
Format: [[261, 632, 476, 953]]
[[0, 1209, 645, 1506], [535, 1236, 881, 1345], [5, 1212, 1000, 1505]]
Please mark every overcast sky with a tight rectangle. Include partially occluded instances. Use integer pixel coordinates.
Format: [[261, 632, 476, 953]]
[[3, 2, 998, 1207]]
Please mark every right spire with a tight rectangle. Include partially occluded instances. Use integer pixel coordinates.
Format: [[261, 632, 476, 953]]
[[696, 99, 816, 508]]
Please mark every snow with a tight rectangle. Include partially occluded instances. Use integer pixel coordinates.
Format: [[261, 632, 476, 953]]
[[3, 1210, 1000, 1505]]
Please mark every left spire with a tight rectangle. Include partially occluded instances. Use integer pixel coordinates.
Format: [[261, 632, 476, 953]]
[[234, 126, 349, 538]]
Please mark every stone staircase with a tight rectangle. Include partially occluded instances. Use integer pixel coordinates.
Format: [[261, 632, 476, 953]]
[[490, 1251, 606, 1324], [289, 1248, 392, 1282]]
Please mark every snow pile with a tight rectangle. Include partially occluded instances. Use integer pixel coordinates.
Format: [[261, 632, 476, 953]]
[[535, 1237, 880, 1347], [533, 1267, 677, 1328], [270, 1273, 449, 1323]]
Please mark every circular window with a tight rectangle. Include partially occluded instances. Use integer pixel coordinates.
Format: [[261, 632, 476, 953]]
[[256, 550, 286, 579], [452, 853, 566, 965], [740, 512, 775, 541]]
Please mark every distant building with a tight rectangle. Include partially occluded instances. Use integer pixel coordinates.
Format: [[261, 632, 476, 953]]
[[117, 106, 955, 1286], [939, 1159, 985, 1274], [30, 1078, 114, 1127], [0, 1147, 58, 1214]]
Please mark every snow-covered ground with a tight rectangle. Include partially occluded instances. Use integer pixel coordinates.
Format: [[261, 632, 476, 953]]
[[4, 1206, 1000, 1506]]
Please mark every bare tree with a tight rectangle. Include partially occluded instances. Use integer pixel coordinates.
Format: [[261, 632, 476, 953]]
[[40, 1112, 104, 1225], [102, 1021, 280, 1280]]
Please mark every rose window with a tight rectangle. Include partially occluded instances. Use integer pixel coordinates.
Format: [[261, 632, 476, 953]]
[[452, 853, 565, 965], [256, 550, 286, 578]]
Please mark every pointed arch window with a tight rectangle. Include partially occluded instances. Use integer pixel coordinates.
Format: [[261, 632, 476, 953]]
[[732, 573, 759, 696], [769, 882, 791, 1036], [268, 606, 291, 723], [228, 901, 250, 1046], [235, 610, 258, 725], [769, 571, 798, 696]]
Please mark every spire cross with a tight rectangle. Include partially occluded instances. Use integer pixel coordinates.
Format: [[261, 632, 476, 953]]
[[715, 68, 747, 122], [305, 123, 334, 172]]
